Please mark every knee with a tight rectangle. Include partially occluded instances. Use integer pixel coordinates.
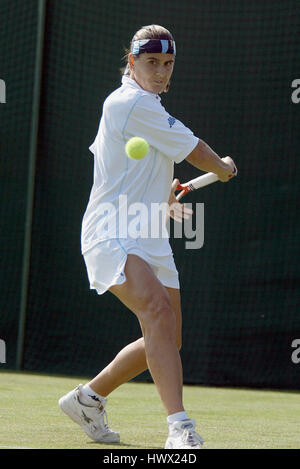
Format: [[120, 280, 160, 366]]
[[148, 294, 174, 325], [143, 293, 176, 337], [137, 291, 183, 349]]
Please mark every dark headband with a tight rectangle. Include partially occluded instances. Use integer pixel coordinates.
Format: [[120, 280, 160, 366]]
[[131, 39, 176, 56]]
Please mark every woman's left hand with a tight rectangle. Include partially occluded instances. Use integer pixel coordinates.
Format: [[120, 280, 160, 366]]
[[167, 178, 193, 223]]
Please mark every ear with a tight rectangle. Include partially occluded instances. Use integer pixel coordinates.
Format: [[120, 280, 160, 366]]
[[128, 53, 135, 71]]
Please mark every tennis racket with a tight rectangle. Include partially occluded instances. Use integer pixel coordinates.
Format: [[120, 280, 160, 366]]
[[176, 172, 219, 195], [176, 158, 237, 195]]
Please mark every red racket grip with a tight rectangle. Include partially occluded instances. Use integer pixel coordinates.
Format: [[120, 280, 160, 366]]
[[176, 184, 191, 194]]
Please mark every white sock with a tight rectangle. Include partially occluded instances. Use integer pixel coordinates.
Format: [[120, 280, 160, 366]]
[[167, 411, 189, 425], [79, 384, 105, 407]]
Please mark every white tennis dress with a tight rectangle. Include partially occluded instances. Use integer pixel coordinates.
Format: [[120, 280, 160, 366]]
[[81, 76, 198, 294]]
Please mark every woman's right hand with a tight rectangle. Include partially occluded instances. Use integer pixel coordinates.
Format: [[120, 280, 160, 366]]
[[217, 156, 238, 182]]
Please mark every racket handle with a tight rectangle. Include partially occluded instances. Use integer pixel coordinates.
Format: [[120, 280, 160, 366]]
[[177, 172, 219, 192], [189, 172, 219, 189]]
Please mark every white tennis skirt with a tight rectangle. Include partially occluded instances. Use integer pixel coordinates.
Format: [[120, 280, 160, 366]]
[[83, 238, 180, 295]]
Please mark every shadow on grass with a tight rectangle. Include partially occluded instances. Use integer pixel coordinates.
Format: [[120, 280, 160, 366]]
[[86, 441, 162, 449]]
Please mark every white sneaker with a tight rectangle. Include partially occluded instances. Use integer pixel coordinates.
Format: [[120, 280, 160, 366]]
[[58, 384, 120, 443], [165, 419, 204, 449]]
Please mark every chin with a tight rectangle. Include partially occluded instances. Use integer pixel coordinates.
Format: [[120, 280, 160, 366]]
[[151, 85, 165, 94]]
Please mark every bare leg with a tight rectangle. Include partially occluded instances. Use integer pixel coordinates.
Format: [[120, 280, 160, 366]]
[[89, 287, 182, 397], [89, 255, 184, 415], [89, 337, 147, 397]]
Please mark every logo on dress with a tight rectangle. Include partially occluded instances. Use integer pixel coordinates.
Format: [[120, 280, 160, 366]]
[[168, 116, 176, 128]]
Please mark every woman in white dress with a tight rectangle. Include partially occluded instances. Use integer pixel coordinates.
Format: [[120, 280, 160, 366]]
[[59, 24, 237, 449]]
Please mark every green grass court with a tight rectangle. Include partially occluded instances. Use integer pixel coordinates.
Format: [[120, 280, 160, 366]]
[[0, 371, 299, 449]]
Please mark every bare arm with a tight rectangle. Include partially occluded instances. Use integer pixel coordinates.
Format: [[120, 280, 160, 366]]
[[186, 139, 237, 182]]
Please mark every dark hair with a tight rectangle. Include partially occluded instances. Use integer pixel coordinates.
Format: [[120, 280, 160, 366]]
[[132, 24, 174, 43], [121, 24, 175, 92]]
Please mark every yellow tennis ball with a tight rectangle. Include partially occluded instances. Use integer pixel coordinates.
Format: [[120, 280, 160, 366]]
[[125, 137, 149, 160]]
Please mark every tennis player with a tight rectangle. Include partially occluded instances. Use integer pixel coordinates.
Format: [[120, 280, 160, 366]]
[[59, 25, 237, 449]]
